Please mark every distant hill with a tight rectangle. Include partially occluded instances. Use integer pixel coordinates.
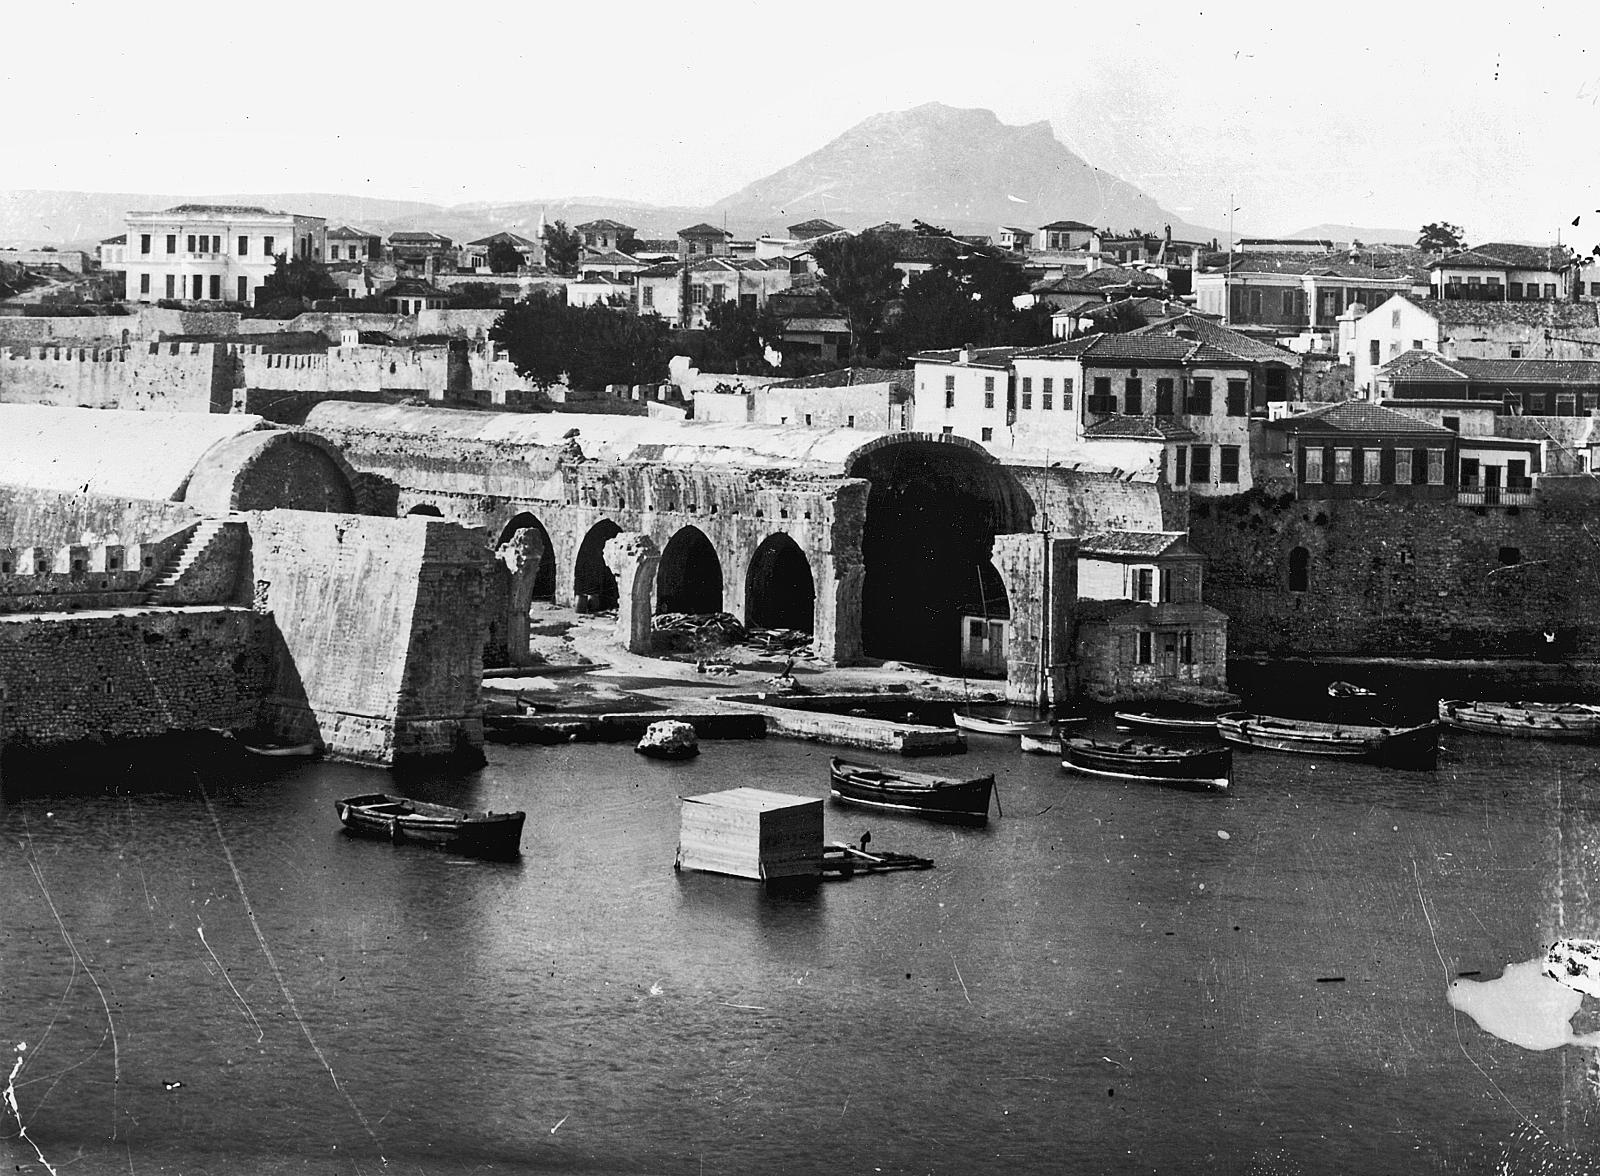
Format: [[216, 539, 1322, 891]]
[[1284, 223, 1419, 247], [709, 103, 1217, 242]]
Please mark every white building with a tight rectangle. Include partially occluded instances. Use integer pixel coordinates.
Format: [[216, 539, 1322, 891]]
[[124, 204, 327, 307]]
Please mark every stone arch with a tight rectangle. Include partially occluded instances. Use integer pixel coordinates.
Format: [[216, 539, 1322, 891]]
[[575, 519, 622, 611], [495, 511, 556, 600], [406, 503, 444, 517], [745, 533, 816, 633], [181, 429, 358, 514], [657, 525, 723, 615]]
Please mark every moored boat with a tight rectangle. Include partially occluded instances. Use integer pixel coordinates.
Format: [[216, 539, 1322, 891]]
[[1017, 718, 1094, 756], [1438, 699, 1600, 740], [241, 738, 320, 758], [953, 707, 1054, 737], [1217, 712, 1439, 767], [1061, 738, 1231, 791], [1112, 708, 1223, 735], [335, 794, 526, 858], [828, 757, 995, 824]]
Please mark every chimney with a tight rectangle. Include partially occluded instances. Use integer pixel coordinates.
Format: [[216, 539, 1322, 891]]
[[958, 345, 973, 364]]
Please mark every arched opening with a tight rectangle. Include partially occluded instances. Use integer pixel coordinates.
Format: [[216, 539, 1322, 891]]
[[847, 437, 1033, 671], [496, 512, 556, 600], [406, 503, 444, 517], [1288, 546, 1310, 593], [745, 534, 816, 633], [657, 526, 724, 616], [959, 561, 1011, 676], [574, 519, 621, 611]]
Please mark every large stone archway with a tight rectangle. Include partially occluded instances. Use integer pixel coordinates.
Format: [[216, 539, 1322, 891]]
[[656, 525, 723, 615], [744, 533, 816, 633], [574, 519, 622, 611]]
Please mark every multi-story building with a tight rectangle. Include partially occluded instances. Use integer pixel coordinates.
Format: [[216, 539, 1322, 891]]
[[633, 257, 792, 327], [388, 231, 454, 267], [326, 226, 382, 264], [1037, 220, 1097, 251], [97, 234, 127, 273], [677, 223, 733, 258], [1193, 251, 1418, 345], [575, 220, 637, 253], [1427, 243, 1572, 302], [124, 204, 326, 306]]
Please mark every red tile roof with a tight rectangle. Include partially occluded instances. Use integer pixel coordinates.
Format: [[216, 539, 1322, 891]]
[[1268, 400, 1455, 436]]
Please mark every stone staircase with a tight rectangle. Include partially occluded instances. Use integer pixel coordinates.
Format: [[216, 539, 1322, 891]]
[[145, 519, 228, 605]]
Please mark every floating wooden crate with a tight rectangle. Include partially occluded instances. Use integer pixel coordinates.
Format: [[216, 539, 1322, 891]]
[[676, 787, 823, 880]]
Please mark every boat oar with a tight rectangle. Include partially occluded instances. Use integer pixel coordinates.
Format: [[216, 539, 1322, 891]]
[[992, 781, 1003, 818]]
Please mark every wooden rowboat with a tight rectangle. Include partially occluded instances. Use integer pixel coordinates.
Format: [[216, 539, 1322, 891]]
[[1217, 712, 1439, 767], [336, 793, 526, 858], [1061, 738, 1232, 791], [1017, 718, 1095, 756], [828, 757, 994, 824], [953, 708, 1054, 737], [1438, 699, 1600, 740], [1112, 709, 1223, 735]]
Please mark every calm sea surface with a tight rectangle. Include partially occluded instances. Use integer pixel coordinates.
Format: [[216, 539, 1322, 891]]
[[6, 717, 1600, 1175]]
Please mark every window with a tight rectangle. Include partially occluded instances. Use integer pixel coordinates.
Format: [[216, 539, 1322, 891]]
[[1042, 377, 1053, 397], [1510, 282, 1524, 299], [1363, 449, 1381, 484], [263, 235, 274, 256], [1288, 547, 1310, 592], [941, 425, 954, 435], [1509, 346, 1522, 359], [1156, 378, 1174, 414], [1061, 378, 1073, 407], [1333, 448, 1353, 483], [1427, 448, 1446, 484], [208, 275, 220, 300], [140, 233, 151, 255], [1369, 340, 1381, 366], [945, 375, 956, 408], [164, 274, 175, 298], [1021, 377, 1032, 398], [984, 388, 995, 409], [237, 276, 248, 303], [1191, 445, 1211, 484], [1304, 446, 1324, 483], [1220, 445, 1240, 483], [1394, 448, 1412, 485], [165, 234, 176, 254], [1137, 631, 1153, 665], [688, 283, 707, 303], [1559, 393, 1577, 416], [1225, 380, 1247, 416], [192, 274, 203, 299], [1133, 568, 1154, 601], [980, 427, 994, 441], [1021, 391, 1032, 410], [804, 414, 813, 426], [1181, 631, 1195, 664], [847, 415, 855, 427], [1441, 415, 1460, 432], [1125, 378, 1142, 414], [1411, 339, 1423, 351], [1499, 546, 1522, 566], [187, 234, 196, 252], [1391, 308, 1401, 327], [711, 283, 726, 303], [1042, 391, 1053, 410], [1545, 284, 1557, 299], [139, 273, 150, 294], [642, 285, 654, 308], [1187, 379, 1212, 414], [1175, 447, 1187, 486], [1467, 276, 1481, 287]]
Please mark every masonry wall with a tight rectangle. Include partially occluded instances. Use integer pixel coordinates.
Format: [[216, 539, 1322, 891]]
[[0, 342, 229, 410], [245, 510, 488, 764], [0, 485, 200, 547], [1189, 487, 1600, 658], [0, 607, 266, 750]]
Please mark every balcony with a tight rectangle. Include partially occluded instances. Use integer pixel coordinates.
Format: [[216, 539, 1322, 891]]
[[1456, 488, 1536, 508]]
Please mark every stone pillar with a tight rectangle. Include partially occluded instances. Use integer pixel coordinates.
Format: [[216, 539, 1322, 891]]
[[496, 525, 547, 664], [813, 556, 863, 665], [992, 534, 1077, 707], [603, 532, 660, 654]]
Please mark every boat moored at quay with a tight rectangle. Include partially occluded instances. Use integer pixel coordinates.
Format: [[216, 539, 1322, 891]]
[[1060, 738, 1232, 791], [1216, 712, 1440, 767], [1438, 699, 1600, 740]]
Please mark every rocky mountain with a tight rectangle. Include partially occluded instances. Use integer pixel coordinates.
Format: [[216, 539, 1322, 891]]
[[709, 103, 1216, 241], [1284, 223, 1419, 247]]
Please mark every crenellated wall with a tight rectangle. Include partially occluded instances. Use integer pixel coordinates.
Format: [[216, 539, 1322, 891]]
[[0, 341, 231, 411]]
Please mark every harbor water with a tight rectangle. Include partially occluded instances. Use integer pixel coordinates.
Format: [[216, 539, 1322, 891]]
[[6, 722, 1600, 1174]]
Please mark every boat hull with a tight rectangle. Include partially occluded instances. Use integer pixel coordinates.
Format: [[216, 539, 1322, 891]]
[[1112, 710, 1222, 735], [1061, 740, 1232, 791], [828, 758, 993, 824], [1217, 713, 1439, 766], [1438, 700, 1600, 740], [953, 712, 1053, 737], [336, 794, 526, 858]]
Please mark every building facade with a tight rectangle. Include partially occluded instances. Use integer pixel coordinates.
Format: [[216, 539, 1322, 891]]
[[124, 204, 326, 307]]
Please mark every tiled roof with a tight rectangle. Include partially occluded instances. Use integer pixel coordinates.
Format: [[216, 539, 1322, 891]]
[[1032, 266, 1164, 295], [1132, 312, 1301, 365], [100, 233, 126, 244], [769, 367, 910, 390], [635, 239, 678, 253], [575, 219, 636, 232], [327, 225, 378, 239], [1408, 297, 1600, 328], [1079, 531, 1192, 557], [1453, 357, 1600, 384], [1269, 400, 1456, 436], [467, 231, 538, 248], [778, 317, 849, 333], [1017, 333, 1242, 365], [389, 231, 452, 243], [162, 203, 278, 215], [1210, 252, 1419, 280], [679, 223, 732, 237], [788, 218, 845, 237], [635, 262, 682, 278], [1376, 350, 1467, 382], [1082, 415, 1196, 440], [1039, 220, 1097, 231], [1001, 226, 1034, 235], [1434, 243, 1572, 272], [911, 346, 1024, 368], [581, 248, 645, 266]]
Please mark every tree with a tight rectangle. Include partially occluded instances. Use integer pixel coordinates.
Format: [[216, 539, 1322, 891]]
[[911, 219, 952, 237], [541, 220, 582, 277], [257, 252, 339, 304], [490, 290, 569, 389], [809, 232, 903, 358], [1418, 222, 1466, 254], [702, 298, 780, 372], [887, 251, 1042, 354], [489, 290, 671, 392], [451, 282, 508, 309], [487, 238, 523, 274]]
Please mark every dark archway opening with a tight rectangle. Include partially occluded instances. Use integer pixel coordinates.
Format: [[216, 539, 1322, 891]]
[[496, 512, 556, 600], [1288, 546, 1310, 593], [657, 526, 724, 615], [745, 534, 816, 632], [406, 503, 444, 517], [574, 520, 621, 611], [850, 439, 1032, 671]]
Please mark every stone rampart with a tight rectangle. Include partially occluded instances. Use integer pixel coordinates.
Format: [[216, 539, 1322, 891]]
[[0, 341, 229, 411], [0, 607, 266, 750], [1190, 489, 1600, 658], [0, 484, 201, 547], [245, 510, 489, 764], [0, 315, 135, 346]]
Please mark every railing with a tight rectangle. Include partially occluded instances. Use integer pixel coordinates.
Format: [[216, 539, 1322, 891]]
[[1456, 488, 1537, 507]]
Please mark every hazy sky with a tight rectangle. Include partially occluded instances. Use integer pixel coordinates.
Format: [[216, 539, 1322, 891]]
[[7, 0, 1599, 241]]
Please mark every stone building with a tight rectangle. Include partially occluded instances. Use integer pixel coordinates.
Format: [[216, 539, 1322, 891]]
[[124, 203, 328, 307]]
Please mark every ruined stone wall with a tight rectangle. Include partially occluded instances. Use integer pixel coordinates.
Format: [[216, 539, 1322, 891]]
[[1017, 465, 1167, 537], [0, 607, 266, 750], [1189, 488, 1600, 658], [244, 510, 487, 764], [239, 345, 453, 395], [0, 315, 135, 346], [0, 485, 200, 547], [0, 342, 229, 411]]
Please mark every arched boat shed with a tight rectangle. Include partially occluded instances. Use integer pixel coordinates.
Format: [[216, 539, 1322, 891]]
[[304, 402, 1045, 669]]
